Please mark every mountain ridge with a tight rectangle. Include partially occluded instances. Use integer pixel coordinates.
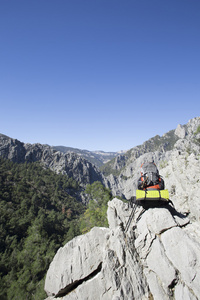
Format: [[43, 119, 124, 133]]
[[1, 117, 198, 170], [1, 117, 200, 206], [52, 145, 122, 167], [101, 117, 200, 178], [0, 133, 126, 168]]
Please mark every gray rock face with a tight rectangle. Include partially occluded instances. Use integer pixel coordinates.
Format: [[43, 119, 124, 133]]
[[0, 134, 106, 189], [45, 227, 109, 298], [105, 117, 200, 224], [160, 151, 200, 221], [175, 124, 186, 139], [44, 198, 200, 300]]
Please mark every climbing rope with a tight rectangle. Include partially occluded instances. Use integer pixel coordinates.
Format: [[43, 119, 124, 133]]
[[124, 197, 138, 232]]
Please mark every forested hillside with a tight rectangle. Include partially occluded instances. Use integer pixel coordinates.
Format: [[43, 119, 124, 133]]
[[0, 158, 111, 299]]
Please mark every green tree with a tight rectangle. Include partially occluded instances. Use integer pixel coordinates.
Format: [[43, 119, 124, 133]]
[[0, 157, 84, 299], [80, 181, 112, 234]]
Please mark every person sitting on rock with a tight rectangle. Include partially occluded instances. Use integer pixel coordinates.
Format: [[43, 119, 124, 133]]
[[138, 162, 165, 190]]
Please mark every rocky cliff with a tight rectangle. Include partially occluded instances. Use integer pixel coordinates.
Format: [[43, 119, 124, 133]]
[[102, 117, 200, 178], [44, 198, 200, 300], [105, 117, 200, 223], [0, 134, 106, 188]]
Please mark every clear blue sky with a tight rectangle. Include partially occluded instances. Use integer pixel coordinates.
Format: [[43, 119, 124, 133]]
[[1, 0, 200, 151]]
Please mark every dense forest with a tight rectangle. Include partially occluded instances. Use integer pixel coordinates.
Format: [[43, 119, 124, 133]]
[[0, 158, 112, 299]]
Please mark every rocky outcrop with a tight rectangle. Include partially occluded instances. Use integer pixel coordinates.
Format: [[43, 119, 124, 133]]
[[105, 117, 200, 223], [0, 134, 106, 188], [175, 124, 186, 139], [44, 198, 200, 299]]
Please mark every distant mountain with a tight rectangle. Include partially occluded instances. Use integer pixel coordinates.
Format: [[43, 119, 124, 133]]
[[52, 146, 124, 167], [100, 118, 200, 177], [100, 129, 181, 177], [0, 134, 106, 196]]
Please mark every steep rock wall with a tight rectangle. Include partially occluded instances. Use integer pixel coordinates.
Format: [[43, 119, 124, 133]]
[[0, 134, 106, 188]]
